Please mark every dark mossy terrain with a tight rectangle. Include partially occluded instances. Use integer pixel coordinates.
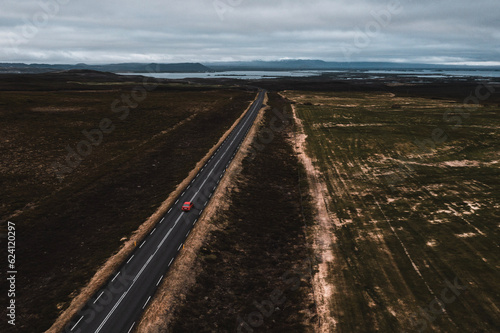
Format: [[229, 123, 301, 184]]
[[169, 93, 317, 332], [0, 71, 254, 332], [1, 71, 499, 332]]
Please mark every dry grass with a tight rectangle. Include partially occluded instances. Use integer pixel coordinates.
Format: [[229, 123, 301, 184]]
[[47, 91, 262, 333], [290, 102, 338, 333], [166, 93, 316, 332], [0, 72, 255, 332], [136, 93, 266, 333]]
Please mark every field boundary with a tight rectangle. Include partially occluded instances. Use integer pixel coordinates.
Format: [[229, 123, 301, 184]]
[[287, 96, 337, 333]]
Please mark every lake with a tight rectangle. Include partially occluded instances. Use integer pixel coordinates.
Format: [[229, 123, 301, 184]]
[[119, 69, 500, 80]]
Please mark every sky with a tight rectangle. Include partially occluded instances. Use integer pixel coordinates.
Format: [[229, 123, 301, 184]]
[[1, 0, 499, 65]]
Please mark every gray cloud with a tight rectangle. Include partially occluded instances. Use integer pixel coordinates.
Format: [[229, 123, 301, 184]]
[[1, 0, 499, 64]]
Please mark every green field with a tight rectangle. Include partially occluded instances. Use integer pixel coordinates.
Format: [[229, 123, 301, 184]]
[[285, 91, 499, 332]]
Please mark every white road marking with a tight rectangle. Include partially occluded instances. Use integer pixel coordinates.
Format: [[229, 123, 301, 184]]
[[188, 100, 258, 203], [70, 316, 84, 331], [112, 272, 120, 282], [204, 202, 208, 207], [187, 185, 190, 189], [209, 193, 213, 198], [127, 323, 136, 333], [157, 228, 173, 249], [156, 275, 164, 286], [168, 208, 172, 213], [135, 256, 154, 280], [143, 296, 151, 309], [160, 217, 165, 223], [181, 191, 185, 196], [139, 241, 146, 248], [168, 258, 174, 266], [175, 199, 179, 204], [173, 213, 183, 228], [91, 93, 264, 333], [193, 219, 198, 225], [126, 255, 134, 264], [94, 291, 105, 304], [177, 243, 183, 251], [186, 230, 190, 237], [95, 253, 155, 333], [150, 228, 156, 235]]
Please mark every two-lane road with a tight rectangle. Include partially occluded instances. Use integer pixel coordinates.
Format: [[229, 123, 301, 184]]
[[65, 90, 266, 333]]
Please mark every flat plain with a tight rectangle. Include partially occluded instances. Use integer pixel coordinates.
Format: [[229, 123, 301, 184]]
[[0, 71, 254, 332], [283, 89, 499, 332], [1, 71, 499, 333]]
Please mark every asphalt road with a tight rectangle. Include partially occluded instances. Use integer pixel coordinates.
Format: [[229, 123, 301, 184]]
[[64, 90, 266, 333]]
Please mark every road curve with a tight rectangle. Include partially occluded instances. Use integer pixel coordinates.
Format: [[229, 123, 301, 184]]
[[64, 90, 266, 333]]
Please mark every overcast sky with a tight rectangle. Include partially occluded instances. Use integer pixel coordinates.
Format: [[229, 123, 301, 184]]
[[1, 0, 499, 65]]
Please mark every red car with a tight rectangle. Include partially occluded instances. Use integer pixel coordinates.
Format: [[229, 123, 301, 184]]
[[182, 202, 194, 212]]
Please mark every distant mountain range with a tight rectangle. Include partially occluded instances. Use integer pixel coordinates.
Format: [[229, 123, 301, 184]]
[[203, 60, 500, 71], [0, 60, 498, 74], [0, 62, 212, 74]]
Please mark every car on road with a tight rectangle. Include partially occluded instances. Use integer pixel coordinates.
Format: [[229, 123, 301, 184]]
[[182, 202, 194, 212]]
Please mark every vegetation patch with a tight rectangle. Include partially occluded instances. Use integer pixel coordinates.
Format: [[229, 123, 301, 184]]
[[0, 72, 254, 332], [168, 93, 317, 332], [284, 89, 499, 332]]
